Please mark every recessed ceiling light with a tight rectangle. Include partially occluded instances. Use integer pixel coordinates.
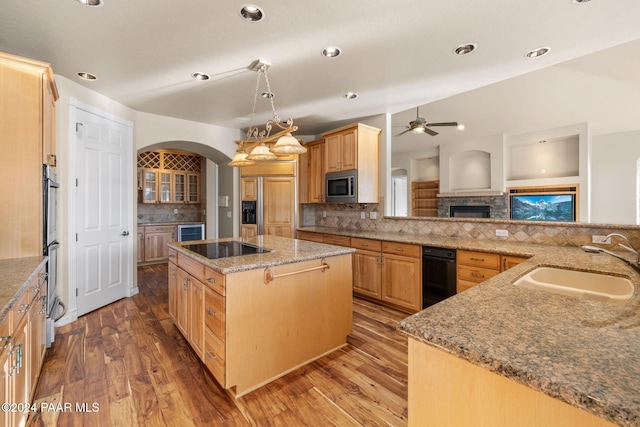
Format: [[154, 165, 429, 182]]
[[77, 0, 103, 6], [572, 0, 591, 3], [457, 124, 465, 130], [454, 43, 476, 55], [322, 46, 342, 58], [77, 72, 97, 81], [524, 47, 550, 58], [191, 72, 210, 81], [343, 92, 358, 99], [240, 4, 264, 22], [260, 92, 274, 99]]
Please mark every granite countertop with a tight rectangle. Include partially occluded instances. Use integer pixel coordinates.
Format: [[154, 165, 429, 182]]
[[298, 226, 639, 426], [169, 235, 355, 275], [0, 256, 47, 324]]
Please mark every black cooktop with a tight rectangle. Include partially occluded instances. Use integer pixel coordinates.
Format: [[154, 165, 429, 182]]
[[183, 241, 274, 260]]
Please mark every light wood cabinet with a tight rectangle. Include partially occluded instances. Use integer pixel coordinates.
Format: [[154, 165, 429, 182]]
[[322, 123, 381, 204], [457, 250, 529, 293], [137, 150, 202, 204], [241, 224, 258, 238], [188, 276, 205, 360], [502, 255, 528, 271], [296, 230, 324, 243], [0, 52, 58, 259], [352, 238, 383, 300], [137, 227, 145, 263], [411, 180, 439, 217], [381, 242, 422, 312], [175, 266, 189, 337], [263, 177, 295, 238], [241, 177, 258, 201], [143, 225, 176, 263], [168, 261, 178, 322], [0, 261, 47, 427], [306, 140, 325, 203]]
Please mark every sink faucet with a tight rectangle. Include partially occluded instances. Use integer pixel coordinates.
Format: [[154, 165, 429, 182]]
[[581, 233, 640, 273]]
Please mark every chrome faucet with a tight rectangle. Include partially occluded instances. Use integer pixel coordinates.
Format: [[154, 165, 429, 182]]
[[581, 233, 640, 273]]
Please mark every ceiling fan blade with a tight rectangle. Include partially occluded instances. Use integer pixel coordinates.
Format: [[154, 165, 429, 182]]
[[396, 128, 412, 136], [424, 127, 439, 136], [426, 122, 459, 127]]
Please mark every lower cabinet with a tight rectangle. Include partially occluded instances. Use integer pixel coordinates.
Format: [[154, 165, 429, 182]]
[[143, 225, 176, 263], [1, 261, 47, 427], [457, 250, 528, 293], [351, 238, 422, 313]]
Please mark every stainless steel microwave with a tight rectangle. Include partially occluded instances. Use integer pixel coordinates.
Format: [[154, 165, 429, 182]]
[[325, 170, 357, 203]]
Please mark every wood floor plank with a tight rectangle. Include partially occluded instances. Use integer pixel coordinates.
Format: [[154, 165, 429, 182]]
[[32, 263, 410, 426]]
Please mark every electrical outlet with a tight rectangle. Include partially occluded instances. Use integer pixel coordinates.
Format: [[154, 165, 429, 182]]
[[592, 235, 611, 244], [173, 208, 178, 215], [370, 212, 377, 219], [227, 211, 232, 218], [322, 211, 327, 218], [495, 229, 508, 237], [360, 211, 365, 219]]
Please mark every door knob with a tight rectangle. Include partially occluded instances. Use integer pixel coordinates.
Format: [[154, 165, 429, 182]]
[[121, 231, 130, 236]]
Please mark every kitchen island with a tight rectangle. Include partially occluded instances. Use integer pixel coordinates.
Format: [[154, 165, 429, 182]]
[[167, 235, 354, 398]]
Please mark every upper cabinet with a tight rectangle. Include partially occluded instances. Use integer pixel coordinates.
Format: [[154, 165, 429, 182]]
[[0, 52, 58, 259], [306, 140, 325, 203], [137, 150, 202, 204], [322, 123, 381, 204]]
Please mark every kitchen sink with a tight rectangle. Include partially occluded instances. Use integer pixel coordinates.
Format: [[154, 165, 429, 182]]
[[512, 267, 634, 304]]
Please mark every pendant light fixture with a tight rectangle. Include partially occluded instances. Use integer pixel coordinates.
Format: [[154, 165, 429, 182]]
[[229, 60, 306, 167]]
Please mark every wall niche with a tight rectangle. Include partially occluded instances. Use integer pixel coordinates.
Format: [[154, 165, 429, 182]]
[[449, 150, 491, 190], [507, 135, 579, 180]]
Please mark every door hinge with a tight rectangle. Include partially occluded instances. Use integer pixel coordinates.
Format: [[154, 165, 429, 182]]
[[75, 233, 78, 242], [76, 178, 78, 187], [76, 288, 78, 297]]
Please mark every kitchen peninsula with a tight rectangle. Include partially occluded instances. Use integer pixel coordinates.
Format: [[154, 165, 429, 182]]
[[167, 235, 353, 398]]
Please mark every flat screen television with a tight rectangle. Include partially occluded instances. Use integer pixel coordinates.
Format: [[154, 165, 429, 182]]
[[509, 194, 576, 222]]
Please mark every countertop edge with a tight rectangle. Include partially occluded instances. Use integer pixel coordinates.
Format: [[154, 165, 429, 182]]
[[0, 256, 48, 324]]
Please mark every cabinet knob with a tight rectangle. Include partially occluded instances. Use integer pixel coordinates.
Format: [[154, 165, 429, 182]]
[[206, 308, 216, 317], [206, 277, 216, 284], [206, 350, 218, 361]]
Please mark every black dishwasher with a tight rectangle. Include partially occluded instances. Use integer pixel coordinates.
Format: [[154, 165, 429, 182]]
[[422, 246, 457, 308]]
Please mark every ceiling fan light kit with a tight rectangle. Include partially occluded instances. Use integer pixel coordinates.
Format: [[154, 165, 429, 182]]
[[396, 107, 460, 137]]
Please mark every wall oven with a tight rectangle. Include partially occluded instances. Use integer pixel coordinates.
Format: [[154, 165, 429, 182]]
[[43, 165, 60, 347], [325, 170, 357, 203]]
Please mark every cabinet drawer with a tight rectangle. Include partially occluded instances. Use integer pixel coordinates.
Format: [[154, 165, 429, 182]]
[[204, 267, 225, 296], [457, 279, 478, 293], [323, 234, 351, 247], [457, 265, 500, 284], [177, 253, 205, 282], [0, 317, 11, 351], [382, 241, 421, 258], [458, 250, 501, 270], [351, 238, 381, 252], [297, 230, 324, 243], [204, 329, 225, 385], [11, 290, 31, 330], [204, 288, 225, 341], [144, 225, 176, 234]]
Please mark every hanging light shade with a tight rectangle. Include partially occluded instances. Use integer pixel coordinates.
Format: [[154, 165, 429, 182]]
[[246, 143, 277, 161], [270, 133, 307, 155], [228, 151, 256, 167]]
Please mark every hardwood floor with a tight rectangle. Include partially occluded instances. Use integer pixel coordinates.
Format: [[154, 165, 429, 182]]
[[28, 264, 409, 426]]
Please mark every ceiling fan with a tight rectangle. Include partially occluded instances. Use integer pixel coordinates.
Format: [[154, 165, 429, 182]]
[[396, 107, 459, 137]]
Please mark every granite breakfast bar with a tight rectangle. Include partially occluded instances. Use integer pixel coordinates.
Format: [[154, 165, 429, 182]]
[[167, 235, 354, 398]]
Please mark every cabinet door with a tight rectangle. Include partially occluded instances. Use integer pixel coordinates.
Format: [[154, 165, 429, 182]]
[[159, 171, 173, 203], [144, 226, 175, 262], [241, 177, 258, 201], [29, 283, 46, 396], [0, 322, 12, 427], [137, 228, 145, 263], [324, 133, 342, 173], [263, 177, 295, 238], [43, 75, 57, 167], [173, 172, 186, 203], [381, 253, 422, 312], [339, 128, 357, 171], [187, 173, 200, 203], [307, 142, 325, 203], [353, 249, 382, 299], [502, 255, 528, 271], [142, 170, 158, 203], [241, 224, 258, 238], [189, 277, 205, 360], [176, 268, 189, 337], [168, 262, 178, 321], [11, 318, 29, 427]]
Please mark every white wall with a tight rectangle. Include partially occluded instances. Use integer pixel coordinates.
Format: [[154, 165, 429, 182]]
[[591, 130, 640, 224]]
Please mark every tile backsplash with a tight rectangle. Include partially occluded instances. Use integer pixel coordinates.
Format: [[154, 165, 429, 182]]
[[301, 199, 640, 248], [137, 202, 204, 224]]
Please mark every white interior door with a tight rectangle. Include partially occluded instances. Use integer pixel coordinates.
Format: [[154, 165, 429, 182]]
[[75, 107, 133, 316]]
